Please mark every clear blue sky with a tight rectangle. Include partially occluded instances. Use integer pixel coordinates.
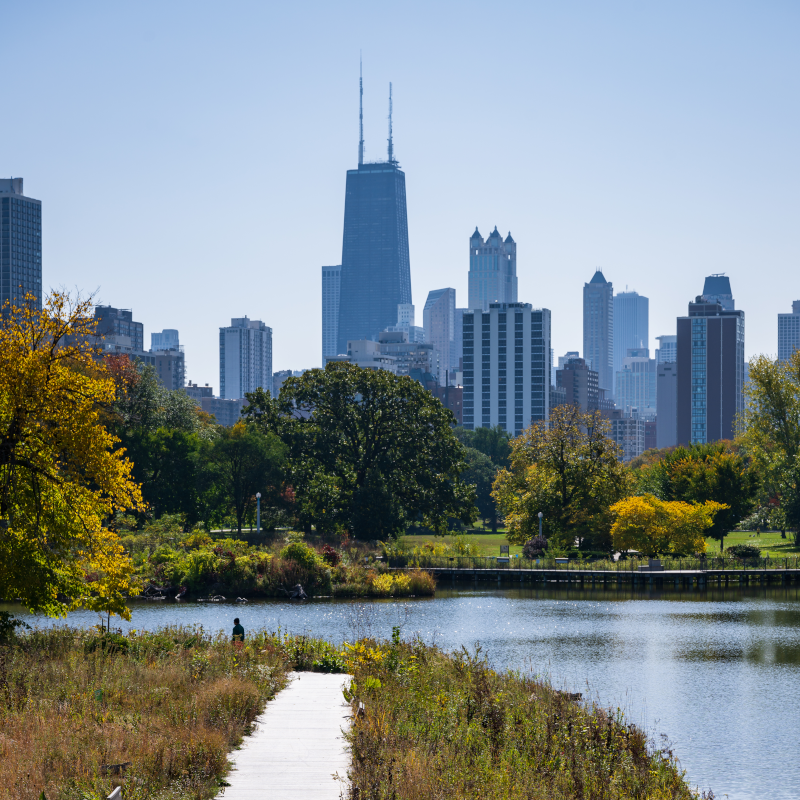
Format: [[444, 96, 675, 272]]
[[4, 0, 798, 386]]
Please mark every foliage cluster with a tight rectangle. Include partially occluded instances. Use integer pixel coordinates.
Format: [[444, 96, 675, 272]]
[[243, 363, 477, 539], [0, 293, 143, 617], [345, 636, 703, 800], [493, 405, 631, 552], [609, 494, 726, 556], [630, 442, 757, 550]]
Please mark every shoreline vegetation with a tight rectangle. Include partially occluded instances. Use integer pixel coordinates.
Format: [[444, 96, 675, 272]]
[[0, 625, 709, 800], [121, 519, 436, 600]]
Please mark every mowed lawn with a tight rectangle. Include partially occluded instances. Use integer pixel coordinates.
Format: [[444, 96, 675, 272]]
[[402, 529, 800, 559], [401, 531, 523, 557], [705, 529, 800, 558]]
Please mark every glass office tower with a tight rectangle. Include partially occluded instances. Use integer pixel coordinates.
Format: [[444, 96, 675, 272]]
[[337, 161, 412, 353], [1, 178, 42, 311]]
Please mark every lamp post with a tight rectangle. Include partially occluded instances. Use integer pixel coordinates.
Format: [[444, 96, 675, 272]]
[[538, 511, 543, 538], [256, 492, 261, 533]]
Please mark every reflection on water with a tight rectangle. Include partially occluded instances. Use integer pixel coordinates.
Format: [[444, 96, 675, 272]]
[[5, 584, 800, 800]]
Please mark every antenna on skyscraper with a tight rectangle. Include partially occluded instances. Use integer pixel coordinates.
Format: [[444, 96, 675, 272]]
[[387, 82, 394, 163], [358, 54, 364, 166]]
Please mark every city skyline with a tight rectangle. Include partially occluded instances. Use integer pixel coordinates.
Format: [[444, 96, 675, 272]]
[[2, 2, 798, 386]]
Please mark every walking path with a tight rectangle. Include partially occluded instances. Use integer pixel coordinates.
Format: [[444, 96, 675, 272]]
[[219, 672, 352, 800]]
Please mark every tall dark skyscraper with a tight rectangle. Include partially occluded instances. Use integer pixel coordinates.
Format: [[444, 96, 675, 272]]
[[583, 269, 614, 398], [336, 79, 412, 354], [676, 277, 744, 445], [1, 178, 42, 311]]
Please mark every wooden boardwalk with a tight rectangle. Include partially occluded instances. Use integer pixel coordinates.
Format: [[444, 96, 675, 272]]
[[412, 566, 800, 588], [219, 672, 352, 800]]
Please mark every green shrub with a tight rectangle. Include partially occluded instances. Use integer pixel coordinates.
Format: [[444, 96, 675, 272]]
[[727, 543, 762, 559], [151, 544, 180, 565], [280, 542, 320, 570], [184, 549, 220, 590]]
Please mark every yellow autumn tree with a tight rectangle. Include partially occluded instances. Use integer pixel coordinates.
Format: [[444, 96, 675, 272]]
[[610, 494, 727, 556], [0, 292, 143, 617]]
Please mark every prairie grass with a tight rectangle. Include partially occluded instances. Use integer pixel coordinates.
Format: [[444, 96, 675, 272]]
[[1, 624, 704, 800], [0, 625, 290, 800], [345, 634, 709, 800]]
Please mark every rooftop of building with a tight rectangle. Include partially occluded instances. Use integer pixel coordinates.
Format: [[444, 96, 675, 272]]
[[589, 269, 609, 285], [702, 274, 732, 297]]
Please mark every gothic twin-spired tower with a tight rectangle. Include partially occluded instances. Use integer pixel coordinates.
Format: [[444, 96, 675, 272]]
[[335, 74, 412, 354]]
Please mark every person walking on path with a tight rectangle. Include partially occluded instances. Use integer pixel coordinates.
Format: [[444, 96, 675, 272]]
[[232, 617, 245, 644]]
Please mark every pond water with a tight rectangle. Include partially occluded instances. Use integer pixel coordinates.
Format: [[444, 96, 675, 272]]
[[6, 584, 800, 800]]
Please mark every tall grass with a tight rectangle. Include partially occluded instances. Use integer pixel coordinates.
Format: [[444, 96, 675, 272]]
[[344, 635, 710, 800], [0, 625, 289, 800]]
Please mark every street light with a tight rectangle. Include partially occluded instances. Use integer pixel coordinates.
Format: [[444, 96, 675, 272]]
[[538, 511, 543, 538], [256, 492, 261, 533]]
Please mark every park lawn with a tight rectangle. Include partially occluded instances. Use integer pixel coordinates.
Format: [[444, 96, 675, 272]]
[[401, 531, 524, 557], [705, 529, 800, 557]]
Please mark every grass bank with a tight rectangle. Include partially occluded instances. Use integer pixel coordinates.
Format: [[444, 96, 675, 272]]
[[0, 625, 705, 800]]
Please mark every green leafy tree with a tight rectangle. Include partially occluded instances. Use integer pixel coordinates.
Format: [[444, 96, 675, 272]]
[[454, 425, 512, 468], [207, 423, 286, 534], [105, 357, 216, 525], [492, 405, 631, 552], [461, 447, 500, 531], [632, 442, 758, 551], [243, 363, 476, 539], [739, 352, 800, 540]]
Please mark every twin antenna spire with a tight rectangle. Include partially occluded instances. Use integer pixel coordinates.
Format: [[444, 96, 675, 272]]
[[358, 59, 396, 166]]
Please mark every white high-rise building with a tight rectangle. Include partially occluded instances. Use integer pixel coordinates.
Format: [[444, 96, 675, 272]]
[[655, 334, 677, 364], [423, 288, 457, 384], [468, 227, 517, 311], [778, 301, 800, 362], [386, 303, 425, 343], [220, 317, 273, 400], [321, 266, 341, 361], [615, 348, 657, 420], [151, 329, 180, 351], [462, 303, 551, 437]]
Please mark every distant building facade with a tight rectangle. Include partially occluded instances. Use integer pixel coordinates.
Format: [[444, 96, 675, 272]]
[[655, 334, 677, 364], [656, 362, 678, 449], [201, 397, 247, 427], [468, 227, 517, 311], [337, 159, 411, 352], [185, 381, 213, 402], [0, 177, 42, 311], [453, 308, 467, 370], [462, 303, 550, 436], [423, 288, 456, 383], [778, 301, 800, 362], [272, 369, 293, 398], [321, 265, 341, 360], [613, 291, 648, 378], [151, 329, 180, 351], [385, 303, 425, 343], [219, 317, 273, 399], [607, 410, 646, 462], [583, 270, 614, 398], [94, 306, 144, 353], [677, 286, 745, 445], [153, 349, 185, 391], [555, 357, 599, 414], [615, 348, 656, 419]]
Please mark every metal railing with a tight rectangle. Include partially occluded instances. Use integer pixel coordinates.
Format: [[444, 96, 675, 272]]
[[385, 554, 800, 572]]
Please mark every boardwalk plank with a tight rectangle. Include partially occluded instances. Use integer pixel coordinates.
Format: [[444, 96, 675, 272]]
[[218, 671, 351, 800]]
